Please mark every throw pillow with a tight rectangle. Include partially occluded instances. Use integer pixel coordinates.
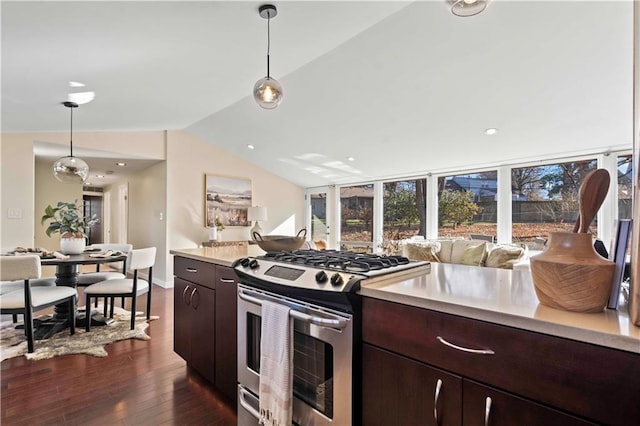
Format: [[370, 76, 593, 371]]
[[485, 245, 525, 269], [404, 242, 441, 262], [460, 242, 488, 266]]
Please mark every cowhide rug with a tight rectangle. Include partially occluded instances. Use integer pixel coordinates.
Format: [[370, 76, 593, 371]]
[[0, 305, 157, 361]]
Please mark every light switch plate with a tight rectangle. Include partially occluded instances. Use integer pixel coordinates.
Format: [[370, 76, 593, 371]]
[[7, 208, 22, 219]]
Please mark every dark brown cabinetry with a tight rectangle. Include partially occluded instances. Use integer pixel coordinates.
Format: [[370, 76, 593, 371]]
[[174, 257, 216, 384], [214, 265, 238, 403], [362, 296, 640, 425], [174, 257, 239, 403]]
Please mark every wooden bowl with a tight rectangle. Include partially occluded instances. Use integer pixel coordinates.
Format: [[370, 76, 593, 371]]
[[530, 232, 615, 313], [252, 229, 307, 252]]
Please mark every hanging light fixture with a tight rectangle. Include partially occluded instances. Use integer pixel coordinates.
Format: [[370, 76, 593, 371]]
[[253, 4, 283, 109], [449, 0, 489, 17], [53, 101, 89, 183]]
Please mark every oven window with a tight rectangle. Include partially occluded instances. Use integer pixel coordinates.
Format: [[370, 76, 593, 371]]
[[246, 313, 334, 418]]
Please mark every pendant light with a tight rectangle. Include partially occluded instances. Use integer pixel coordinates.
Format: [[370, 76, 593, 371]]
[[253, 4, 283, 109], [53, 101, 90, 183], [449, 0, 489, 17]]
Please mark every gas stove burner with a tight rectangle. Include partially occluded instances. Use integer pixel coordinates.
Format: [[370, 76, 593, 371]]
[[260, 249, 412, 274]]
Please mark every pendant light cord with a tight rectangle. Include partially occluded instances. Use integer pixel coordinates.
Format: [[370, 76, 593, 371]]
[[266, 10, 271, 78], [69, 105, 74, 157]]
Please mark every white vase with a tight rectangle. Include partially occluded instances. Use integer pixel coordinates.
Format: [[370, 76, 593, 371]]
[[208, 227, 218, 241], [60, 237, 86, 254]]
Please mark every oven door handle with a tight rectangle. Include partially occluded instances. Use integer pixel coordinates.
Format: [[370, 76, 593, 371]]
[[238, 387, 261, 420], [238, 288, 349, 330]]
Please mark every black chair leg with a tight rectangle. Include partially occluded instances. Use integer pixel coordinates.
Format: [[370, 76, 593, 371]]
[[25, 307, 34, 353], [103, 298, 108, 317], [110, 299, 115, 318], [146, 291, 151, 321], [85, 294, 92, 332], [130, 295, 137, 330], [121, 296, 125, 309], [69, 298, 76, 335]]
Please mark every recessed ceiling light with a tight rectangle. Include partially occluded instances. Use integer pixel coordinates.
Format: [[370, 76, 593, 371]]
[[69, 81, 85, 88], [347, 157, 355, 162], [96, 174, 104, 178], [247, 144, 255, 150], [484, 128, 498, 135], [68, 91, 95, 105], [116, 162, 127, 167]]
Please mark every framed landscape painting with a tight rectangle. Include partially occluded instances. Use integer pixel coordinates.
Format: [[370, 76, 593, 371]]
[[204, 174, 251, 227]]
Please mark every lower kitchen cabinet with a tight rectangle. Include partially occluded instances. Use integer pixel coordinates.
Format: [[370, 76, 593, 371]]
[[174, 257, 239, 402], [214, 265, 238, 403], [362, 343, 462, 426], [174, 276, 216, 384], [362, 296, 639, 425]]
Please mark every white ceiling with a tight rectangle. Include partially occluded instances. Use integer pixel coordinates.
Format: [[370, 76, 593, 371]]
[[2, 1, 634, 188]]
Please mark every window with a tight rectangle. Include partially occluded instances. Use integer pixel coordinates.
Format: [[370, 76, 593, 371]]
[[382, 179, 426, 254], [511, 159, 597, 247], [339, 184, 374, 253], [617, 154, 632, 220], [437, 172, 497, 239]]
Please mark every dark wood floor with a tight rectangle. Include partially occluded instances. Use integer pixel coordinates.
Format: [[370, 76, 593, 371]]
[[1, 286, 238, 425]]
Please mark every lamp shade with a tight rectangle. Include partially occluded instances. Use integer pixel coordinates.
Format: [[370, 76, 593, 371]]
[[53, 156, 90, 183], [248, 206, 268, 222]]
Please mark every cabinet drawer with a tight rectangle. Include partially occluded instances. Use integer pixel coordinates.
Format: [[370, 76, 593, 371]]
[[362, 297, 640, 426], [174, 256, 216, 289]]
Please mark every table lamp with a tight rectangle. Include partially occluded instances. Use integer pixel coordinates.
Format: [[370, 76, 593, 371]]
[[248, 206, 267, 239]]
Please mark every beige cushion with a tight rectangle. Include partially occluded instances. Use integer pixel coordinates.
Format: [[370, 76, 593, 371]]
[[438, 240, 456, 263], [77, 272, 126, 286], [485, 245, 526, 269], [460, 242, 489, 266], [84, 278, 149, 296], [404, 241, 440, 262], [450, 240, 491, 264]]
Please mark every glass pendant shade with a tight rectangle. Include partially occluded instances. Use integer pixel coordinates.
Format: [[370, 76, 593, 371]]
[[450, 0, 488, 17], [253, 76, 283, 109], [54, 101, 89, 183], [53, 156, 90, 183]]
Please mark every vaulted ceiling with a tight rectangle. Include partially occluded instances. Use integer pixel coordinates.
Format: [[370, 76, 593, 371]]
[[2, 1, 634, 188]]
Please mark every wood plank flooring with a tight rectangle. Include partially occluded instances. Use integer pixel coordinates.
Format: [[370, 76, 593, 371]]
[[1, 286, 238, 425]]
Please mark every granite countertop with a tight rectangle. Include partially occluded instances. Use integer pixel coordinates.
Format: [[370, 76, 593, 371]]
[[170, 246, 265, 267], [359, 262, 640, 354]]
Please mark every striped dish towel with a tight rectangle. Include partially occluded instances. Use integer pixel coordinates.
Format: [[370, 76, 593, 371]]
[[259, 300, 293, 426]]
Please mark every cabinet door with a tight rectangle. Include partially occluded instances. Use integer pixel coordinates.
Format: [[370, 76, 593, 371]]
[[362, 343, 462, 426], [462, 380, 594, 426], [173, 277, 192, 361], [215, 266, 238, 403], [189, 283, 216, 384]]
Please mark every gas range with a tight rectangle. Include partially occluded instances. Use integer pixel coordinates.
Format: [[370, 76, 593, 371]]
[[233, 249, 430, 300]]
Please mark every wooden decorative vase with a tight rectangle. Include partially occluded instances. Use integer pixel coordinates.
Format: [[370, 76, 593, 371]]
[[530, 232, 615, 313]]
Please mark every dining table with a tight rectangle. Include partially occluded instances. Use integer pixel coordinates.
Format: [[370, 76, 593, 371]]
[[34, 251, 128, 339]]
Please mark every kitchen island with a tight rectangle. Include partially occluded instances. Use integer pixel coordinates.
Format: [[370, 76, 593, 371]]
[[359, 262, 640, 425]]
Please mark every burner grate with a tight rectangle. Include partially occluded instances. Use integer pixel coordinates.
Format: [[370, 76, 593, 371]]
[[261, 249, 411, 274]]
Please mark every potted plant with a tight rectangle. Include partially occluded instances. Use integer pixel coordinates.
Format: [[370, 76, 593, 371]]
[[41, 200, 99, 254]]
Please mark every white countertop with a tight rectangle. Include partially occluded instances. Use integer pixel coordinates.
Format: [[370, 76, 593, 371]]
[[170, 246, 265, 267], [360, 262, 640, 354]]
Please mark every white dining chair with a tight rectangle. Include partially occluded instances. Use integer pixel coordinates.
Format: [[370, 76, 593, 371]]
[[77, 243, 133, 310], [1, 277, 57, 323], [0, 255, 76, 353], [84, 247, 156, 331]]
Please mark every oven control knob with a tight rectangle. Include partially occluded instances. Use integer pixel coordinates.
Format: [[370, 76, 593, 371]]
[[240, 258, 251, 267], [330, 273, 343, 287], [315, 271, 328, 283], [249, 259, 259, 269]]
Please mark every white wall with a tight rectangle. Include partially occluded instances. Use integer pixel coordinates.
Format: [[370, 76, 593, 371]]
[[0, 135, 36, 249], [166, 130, 305, 279]]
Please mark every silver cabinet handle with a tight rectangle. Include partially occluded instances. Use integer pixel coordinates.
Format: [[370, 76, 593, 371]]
[[239, 387, 261, 420], [182, 285, 191, 305], [220, 278, 235, 283], [433, 378, 443, 425], [436, 336, 495, 355], [190, 287, 198, 309], [485, 396, 492, 426], [185, 267, 198, 273]]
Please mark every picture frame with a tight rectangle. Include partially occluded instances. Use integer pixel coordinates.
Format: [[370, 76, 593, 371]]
[[607, 219, 632, 310], [204, 174, 252, 228]]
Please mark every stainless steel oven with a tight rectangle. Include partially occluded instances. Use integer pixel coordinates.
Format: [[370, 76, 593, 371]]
[[234, 249, 430, 426], [237, 284, 353, 426]]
